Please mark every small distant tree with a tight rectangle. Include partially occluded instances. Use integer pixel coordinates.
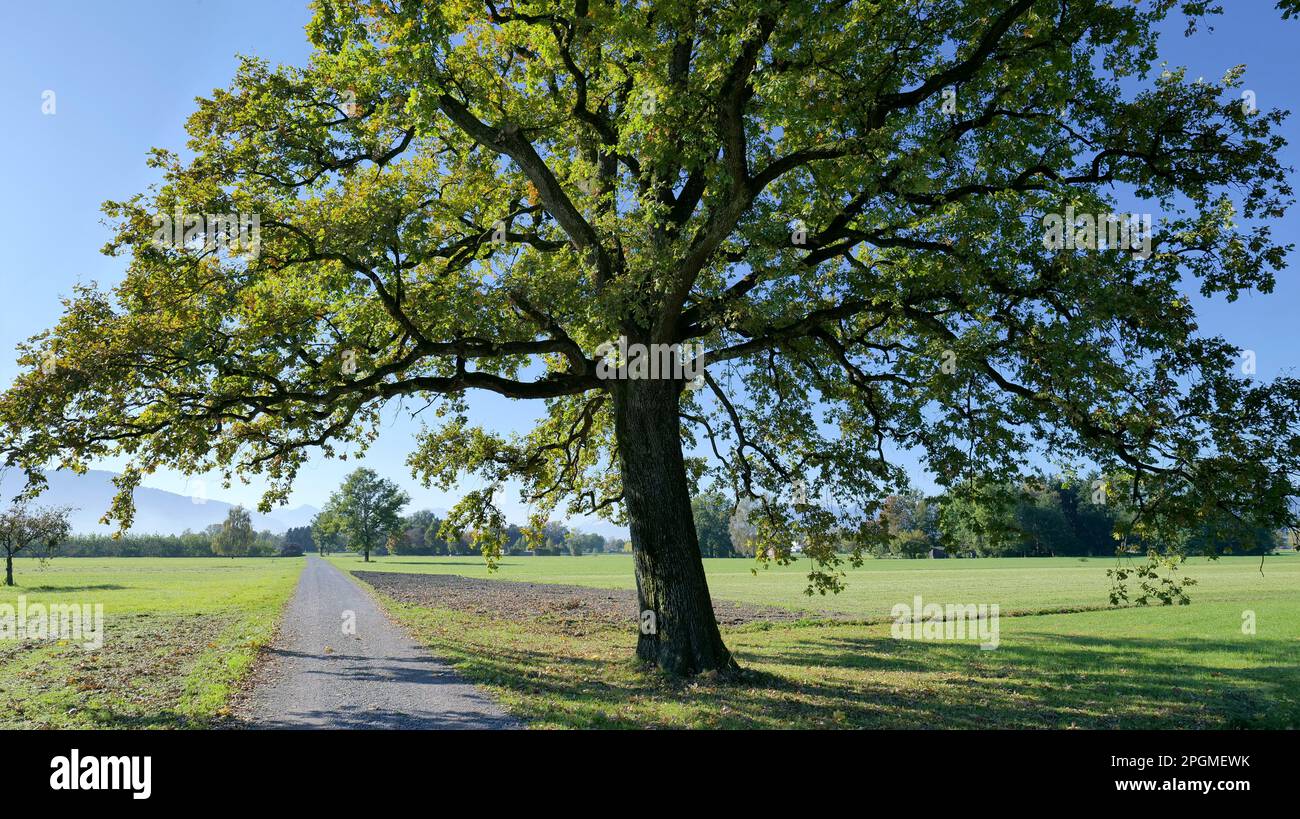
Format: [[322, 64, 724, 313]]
[[503, 523, 526, 556], [282, 525, 314, 557], [938, 480, 1020, 557], [320, 468, 409, 562], [543, 521, 567, 550], [311, 511, 342, 555], [212, 506, 255, 558], [0, 504, 72, 586], [565, 530, 604, 556], [392, 509, 440, 555], [425, 516, 449, 555], [528, 521, 568, 556], [692, 491, 735, 558], [891, 528, 932, 559], [564, 530, 587, 556], [879, 491, 939, 558], [728, 499, 757, 558], [612, 537, 632, 554], [451, 531, 475, 555]]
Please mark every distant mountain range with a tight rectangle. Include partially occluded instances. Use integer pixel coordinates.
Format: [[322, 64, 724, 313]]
[[0, 469, 319, 535]]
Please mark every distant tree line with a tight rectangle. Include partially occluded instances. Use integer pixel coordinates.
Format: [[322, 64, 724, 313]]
[[711, 473, 1288, 559], [937, 474, 1282, 558], [46, 468, 1280, 562], [372, 512, 627, 557], [49, 510, 289, 558], [307, 468, 631, 559]]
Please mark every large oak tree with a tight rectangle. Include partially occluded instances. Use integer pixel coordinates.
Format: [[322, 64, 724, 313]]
[[3, 0, 1299, 673]]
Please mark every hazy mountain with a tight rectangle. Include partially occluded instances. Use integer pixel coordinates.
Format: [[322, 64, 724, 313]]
[[0, 469, 318, 535]]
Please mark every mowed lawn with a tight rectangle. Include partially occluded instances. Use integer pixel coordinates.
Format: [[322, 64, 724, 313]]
[[332, 552, 1300, 729], [328, 552, 1298, 618], [0, 557, 302, 728]]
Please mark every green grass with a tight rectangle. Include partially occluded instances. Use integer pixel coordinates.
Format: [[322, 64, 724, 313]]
[[7, 553, 1290, 729], [0, 557, 303, 728], [334, 552, 1300, 728], [328, 552, 1299, 618]]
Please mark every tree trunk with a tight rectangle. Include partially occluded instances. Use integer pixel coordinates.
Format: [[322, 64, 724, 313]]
[[612, 377, 738, 676], [4, 552, 12, 586]]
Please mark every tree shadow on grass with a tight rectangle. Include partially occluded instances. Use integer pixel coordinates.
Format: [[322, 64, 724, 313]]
[[18, 583, 128, 592], [734, 630, 1298, 729], [420, 621, 1297, 729]]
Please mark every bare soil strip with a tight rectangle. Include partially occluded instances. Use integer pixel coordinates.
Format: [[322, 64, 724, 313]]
[[353, 570, 836, 633]]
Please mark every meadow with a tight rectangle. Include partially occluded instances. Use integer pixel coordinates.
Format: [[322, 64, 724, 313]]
[[332, 552, 1300, 729], [326, 552, 1298, 618], [0, 557, 301, 728], [1, 552, 1294, 729]]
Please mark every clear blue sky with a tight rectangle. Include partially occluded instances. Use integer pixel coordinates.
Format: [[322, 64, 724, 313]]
[[1, 2, 1296, 529]]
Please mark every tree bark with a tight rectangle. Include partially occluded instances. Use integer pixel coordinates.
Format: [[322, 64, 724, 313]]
[[4, 552, 12, 586], [612, 377, 738, 676]]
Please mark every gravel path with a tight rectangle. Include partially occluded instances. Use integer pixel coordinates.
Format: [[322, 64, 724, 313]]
[[240, 556, 520, 729]]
